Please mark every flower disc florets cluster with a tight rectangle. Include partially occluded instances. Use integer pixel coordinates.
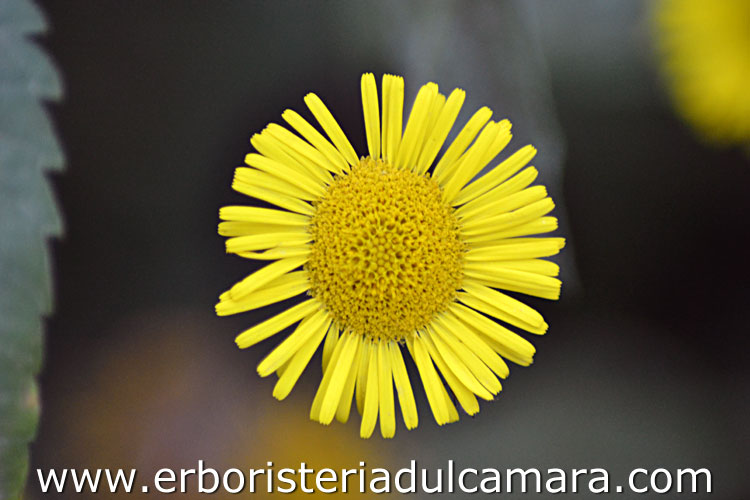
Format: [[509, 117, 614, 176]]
[[306, 157, 465, 341]]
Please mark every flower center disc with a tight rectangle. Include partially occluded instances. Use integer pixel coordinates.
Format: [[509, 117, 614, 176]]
[[307, 157, 464, 341]]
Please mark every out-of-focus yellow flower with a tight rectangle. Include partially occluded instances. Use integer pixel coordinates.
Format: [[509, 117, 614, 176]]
[[45, 312, 388, 499], [217, 73, 564, 438], [653, 0, 750, 145]]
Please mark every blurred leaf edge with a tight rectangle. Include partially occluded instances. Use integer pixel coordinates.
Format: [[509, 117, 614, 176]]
[[0, 0, 64, 498]]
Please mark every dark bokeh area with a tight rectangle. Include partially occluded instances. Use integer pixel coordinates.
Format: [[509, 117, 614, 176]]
[[26, 1, 749, 498]]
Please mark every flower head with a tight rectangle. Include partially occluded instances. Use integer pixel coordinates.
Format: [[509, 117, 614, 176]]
[[653, 0, 750, 145], [217, 73, 564, 438]]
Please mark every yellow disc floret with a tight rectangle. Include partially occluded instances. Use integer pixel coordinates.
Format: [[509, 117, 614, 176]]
[[307, 157, 464, 341]]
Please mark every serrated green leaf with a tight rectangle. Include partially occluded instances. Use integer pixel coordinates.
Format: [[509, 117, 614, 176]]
[[0, 0, 64, 498]]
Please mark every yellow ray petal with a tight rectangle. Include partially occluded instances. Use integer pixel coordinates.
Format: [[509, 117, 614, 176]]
[[441, 121, 511, 203], [455, 166, 539, 217], [408, 334, 451, 425], [218, 220, 310, 237], [335, 335, 361, 424], [310, 329, 349, 421], [276, 357, 291, 379], [257, 309, 330, 377], [480, 334, 534, 367], [432, 106, 493, 184], [273, 319, 330, 400], [223, 255, 307, 301], [237, 245, 310, 260], [245, 152, 325, 199], [459, 291, 547, 335], [361, 73, 381, 160], [475, 120, 513, 173], [319, 332, 360, 424], [464, 216, 558, 245], [465, 238, 563, 263], [449, 303, 536, 362], [415, 88, 465, 175], [377, 339, 396, 438], [226, 232, 311, 254], [380, 74, 393, 160], [304, 93, 359, 167], [395, 82, 438, 170], [453, 145, 537, 206], [460, 197, 555, 235], [233, 170, 315, 215], [234, 166, 314, 201], [251, 131, 324, 185], [460, 282, 547, 334], [497, 259, 560, 277], [419, 329, 480, 416], [381, 74, 404, 163], [424, 327, 495, 399], [219, 205, 310, 227], [440, 376, 460, 423], [463, 263, 562, 300], [216, 270, 309, 316], [444, 120, 513, 195], [360, 341, 379, 438], [321, 322, 339, 374], [264, 124, 334, 186], [410, 91, 446, 173], [389, 341, 418, 429], [234, 299, 319, 349], [434, 313, 510, 378], [457, 185, 547, 224], [282, 109, 347, 174], [355, 338, 371, 416], [478, 236, 566, 249], [445, 121, 514, 194]]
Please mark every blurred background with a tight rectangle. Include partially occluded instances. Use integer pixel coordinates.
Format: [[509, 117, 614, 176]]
[[18, 0, 749, 497]]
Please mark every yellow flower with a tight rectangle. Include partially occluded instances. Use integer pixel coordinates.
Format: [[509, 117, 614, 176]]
[[217, 73, 564, 438], [653, 0, 750, 145]]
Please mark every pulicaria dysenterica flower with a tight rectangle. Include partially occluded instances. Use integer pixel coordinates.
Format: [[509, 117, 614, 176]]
[[217, 73, 564, 438], [653, 0, 750, 145]]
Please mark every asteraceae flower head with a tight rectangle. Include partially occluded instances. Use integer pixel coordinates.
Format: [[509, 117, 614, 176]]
[[217, 73, 564, 438], [653, 0, 750, 145]]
